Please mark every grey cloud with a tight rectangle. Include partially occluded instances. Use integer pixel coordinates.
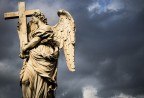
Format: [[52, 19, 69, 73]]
[[0, 0, 144, 98], [73, 0, 144, 97]]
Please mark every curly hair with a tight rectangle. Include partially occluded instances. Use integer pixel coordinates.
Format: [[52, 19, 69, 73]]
[[32, 12, 48, 24]]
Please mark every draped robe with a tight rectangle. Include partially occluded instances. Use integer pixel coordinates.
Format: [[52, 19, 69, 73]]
[[20, 25, 59, 98]]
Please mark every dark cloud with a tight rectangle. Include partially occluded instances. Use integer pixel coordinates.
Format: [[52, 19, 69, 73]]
[[73, 0, 144, 97], [0, 0, 144, 98]]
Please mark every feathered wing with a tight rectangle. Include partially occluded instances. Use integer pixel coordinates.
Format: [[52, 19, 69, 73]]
[[52, 10, 76, 72]]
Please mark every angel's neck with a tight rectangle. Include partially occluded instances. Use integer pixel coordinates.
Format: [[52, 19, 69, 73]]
[[38, 21, 46, 27]]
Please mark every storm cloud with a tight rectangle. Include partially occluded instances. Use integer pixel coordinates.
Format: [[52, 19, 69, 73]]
[[0, 0, 144, 98]]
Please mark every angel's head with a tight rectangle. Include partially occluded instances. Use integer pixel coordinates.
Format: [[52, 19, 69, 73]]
[[32, 12, 48, 25]]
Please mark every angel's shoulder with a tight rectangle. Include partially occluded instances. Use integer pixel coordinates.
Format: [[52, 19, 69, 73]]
[[45, 25, 53, 32], [35, 25, 53, 33]]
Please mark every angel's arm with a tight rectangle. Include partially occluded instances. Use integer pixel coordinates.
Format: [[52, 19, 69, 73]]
[[19, 36, 42, 59], [23, 30, 50, 51], [23, 36, 41, 52]]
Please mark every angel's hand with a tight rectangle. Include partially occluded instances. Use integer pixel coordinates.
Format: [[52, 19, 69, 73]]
[[19, 50, 29, 59], [41, 32, 53, 39], [23, 43, 28, 52], [49, 52, 58, 61], [19, 44, 29, 59]]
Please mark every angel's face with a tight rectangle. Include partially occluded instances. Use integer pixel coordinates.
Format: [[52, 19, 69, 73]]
[[30, 22, 38, 33], [32, 16, 39, 24]]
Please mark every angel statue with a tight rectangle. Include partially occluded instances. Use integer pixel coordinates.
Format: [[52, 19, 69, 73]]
[[18, 10, 76, 98]]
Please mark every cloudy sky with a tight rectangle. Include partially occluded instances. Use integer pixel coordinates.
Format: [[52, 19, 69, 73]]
[[0, 0, 144, 98]]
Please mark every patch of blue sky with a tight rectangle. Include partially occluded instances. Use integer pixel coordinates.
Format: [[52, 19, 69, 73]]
[[98, 0, 111, 13]]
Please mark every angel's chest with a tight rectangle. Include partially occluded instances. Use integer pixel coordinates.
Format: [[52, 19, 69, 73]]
[[33, 45, 59, 56]]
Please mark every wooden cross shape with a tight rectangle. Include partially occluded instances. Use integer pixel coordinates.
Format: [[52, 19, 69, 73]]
[[4, 2, 40, 51]]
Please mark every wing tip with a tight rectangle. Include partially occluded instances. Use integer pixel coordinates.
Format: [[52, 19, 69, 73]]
[[69, 68, 76, 72]]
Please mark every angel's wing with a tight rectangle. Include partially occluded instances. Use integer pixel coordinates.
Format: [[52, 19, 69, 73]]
[[52, 9, 76, 72]]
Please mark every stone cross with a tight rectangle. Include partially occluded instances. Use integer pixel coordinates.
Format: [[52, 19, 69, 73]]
[[4, 2, 40, 51]]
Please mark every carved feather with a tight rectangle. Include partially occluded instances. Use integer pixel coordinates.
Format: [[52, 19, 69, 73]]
[[52, 9, 76, 72]]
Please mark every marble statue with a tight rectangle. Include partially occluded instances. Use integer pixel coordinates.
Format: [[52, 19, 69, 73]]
[[4, 2, 76, 98]]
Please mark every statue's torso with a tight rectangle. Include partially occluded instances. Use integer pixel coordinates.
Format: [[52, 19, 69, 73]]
[[27, 24, 59, 79]]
